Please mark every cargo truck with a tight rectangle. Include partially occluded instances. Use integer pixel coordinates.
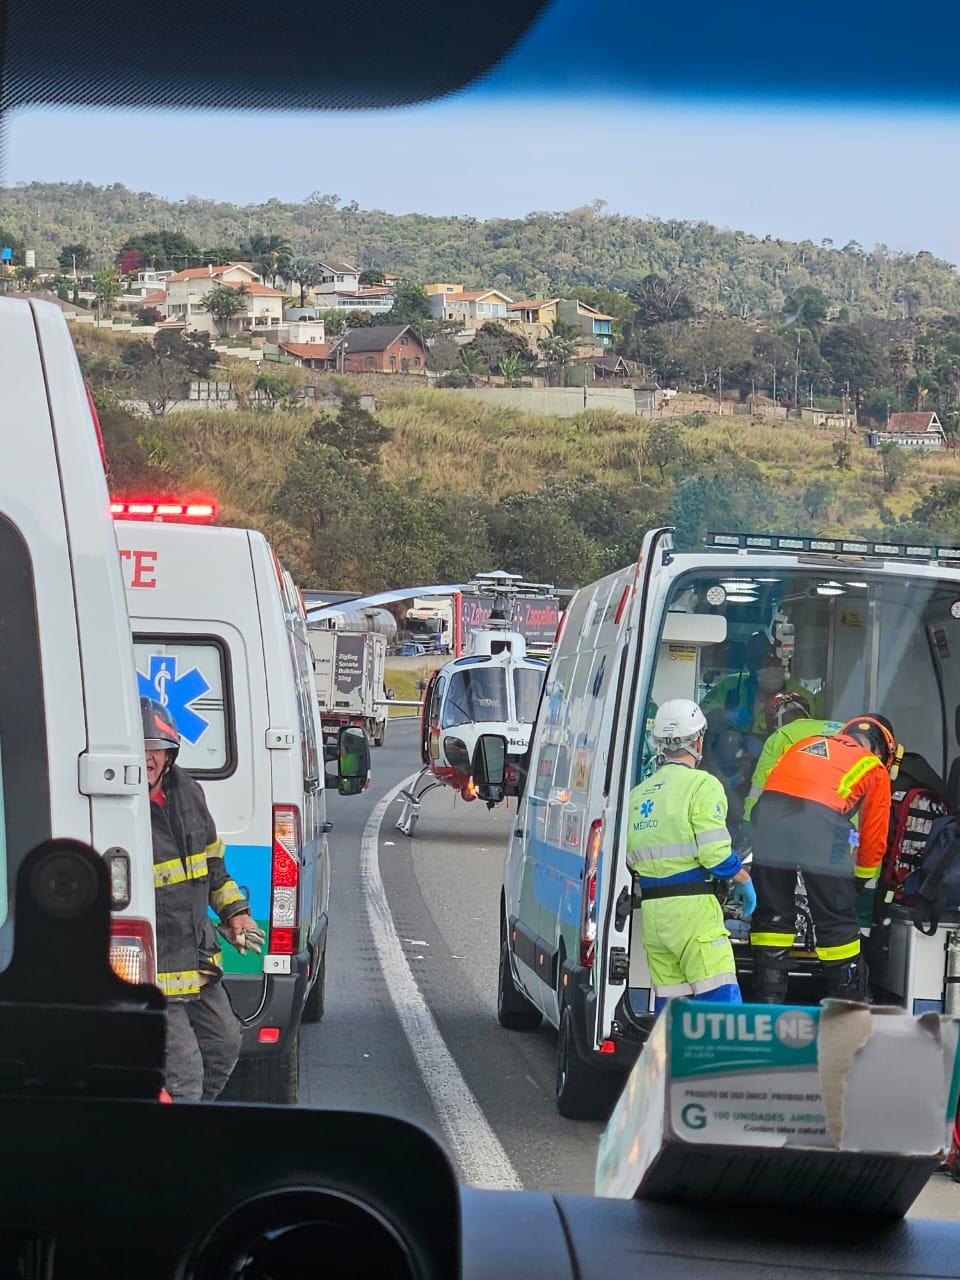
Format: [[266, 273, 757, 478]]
[[309, 628, 389, 747]]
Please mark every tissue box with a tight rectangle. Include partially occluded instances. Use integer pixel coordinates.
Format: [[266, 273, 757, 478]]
[[595, 1000, 960, 1215]]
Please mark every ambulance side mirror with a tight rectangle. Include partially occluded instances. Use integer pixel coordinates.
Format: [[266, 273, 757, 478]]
[[472, 734, 507, 803], [337, 725, 371, 797]]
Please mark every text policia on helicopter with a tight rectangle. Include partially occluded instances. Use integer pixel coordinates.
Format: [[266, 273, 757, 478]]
[[499, 530, 960, 1119]]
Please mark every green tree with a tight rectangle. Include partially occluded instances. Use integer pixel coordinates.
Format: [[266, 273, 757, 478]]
[[359, 268, 386, 285], [343, 309, 375, 329], [121, 330, 216, 417], [877, 440, 909, 493], [58, 242, 92, 275], [499, 353, 525, 386], [489, 482, 604, 584], [642, 420, 687, 481], [470, 322, 533, 374], [803, 480, 835, 519], [821, 324, 887, 417], [311, 393, 393, 467], [200, 283, 249, 338], [458, 345, 486, 384], [782, 286, 829, 336], [833, 439, 852, 469], [117, 231, 201, 270], [538, 331, 577, 386], [248, 234, 292, 287], [286, 254, 322, 307], [629, 273, 696, 327], [320, 310, 346, 334], [14, 265, 38, 290], [92, 269, 123, 321], [385, 281, 431, 329]]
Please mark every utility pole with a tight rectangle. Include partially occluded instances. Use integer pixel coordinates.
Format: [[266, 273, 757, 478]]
[[842, 381, 849, 442], [717, 366, 723, 417]]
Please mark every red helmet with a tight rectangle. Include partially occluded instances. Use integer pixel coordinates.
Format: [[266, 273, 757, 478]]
[[140, 697, 180, 761], [841, 714, 896, 769], [765, 691, 811, 733]]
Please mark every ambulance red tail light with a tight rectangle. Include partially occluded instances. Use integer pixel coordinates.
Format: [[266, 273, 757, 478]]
[[270, 805, 301, 955], [110, 498, 217, 522], [580, 819, 603, 967], [109, 917, 156, 985]]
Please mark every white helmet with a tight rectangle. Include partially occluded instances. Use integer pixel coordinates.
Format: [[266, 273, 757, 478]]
[[652, 699, 707, 752]]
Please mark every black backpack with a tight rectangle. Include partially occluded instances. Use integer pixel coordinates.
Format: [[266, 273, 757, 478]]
[[904, 813, 960, 934]]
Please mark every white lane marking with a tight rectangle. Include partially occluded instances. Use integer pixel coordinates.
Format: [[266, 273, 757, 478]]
[[361, 775, 522, 1190]]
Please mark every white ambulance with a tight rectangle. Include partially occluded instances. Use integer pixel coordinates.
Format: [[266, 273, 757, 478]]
[[116, 510, 368, 1102], [0, 298, 156, 981], [499, 527, 960, 1118]]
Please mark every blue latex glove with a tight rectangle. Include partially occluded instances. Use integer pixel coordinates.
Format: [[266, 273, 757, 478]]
[[729, 879, 757, 920]]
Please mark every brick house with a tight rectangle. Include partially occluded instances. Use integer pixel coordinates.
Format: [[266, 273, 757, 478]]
[[339, 324, 426, 374]]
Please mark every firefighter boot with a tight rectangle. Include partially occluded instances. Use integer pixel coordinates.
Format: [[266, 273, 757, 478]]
[[823, 954, 869, 1002], [752, 949, 790, 1003]]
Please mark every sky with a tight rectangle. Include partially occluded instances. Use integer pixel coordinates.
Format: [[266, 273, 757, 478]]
[[5, 0, 960, 264]]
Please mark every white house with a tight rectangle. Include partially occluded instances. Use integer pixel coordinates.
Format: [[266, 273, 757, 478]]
[[315, 260, 361, 295], [427, 289, 513, 324], [127, 268, 174, 299], [866, 411, 947, 451], [312, 284, 395, 315], [161, 263, 285, 336]]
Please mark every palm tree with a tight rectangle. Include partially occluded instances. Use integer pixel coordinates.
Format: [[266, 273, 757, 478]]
[[287, 254, 322, 307], [248, 234, 293, 288], [459, 345, 485, 385]]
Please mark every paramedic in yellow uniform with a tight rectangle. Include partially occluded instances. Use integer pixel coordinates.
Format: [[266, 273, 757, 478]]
[[626, 699, 756, 1012]]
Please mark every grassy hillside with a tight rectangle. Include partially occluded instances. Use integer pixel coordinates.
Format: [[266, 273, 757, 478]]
[[7, 180, 960, 321], [97, 374, 960, 590]]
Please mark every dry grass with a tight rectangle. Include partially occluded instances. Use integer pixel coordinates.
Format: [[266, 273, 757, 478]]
[[147, 388, 959, 546]]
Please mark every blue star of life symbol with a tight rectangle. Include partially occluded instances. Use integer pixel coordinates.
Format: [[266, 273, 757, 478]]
[[640, 800, 655, 817], [138, 654, 211, 745]]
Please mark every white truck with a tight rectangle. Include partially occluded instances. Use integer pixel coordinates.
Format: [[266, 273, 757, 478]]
[[309, 628, 389, 747]]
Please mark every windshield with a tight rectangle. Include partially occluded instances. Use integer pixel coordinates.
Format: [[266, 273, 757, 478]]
[[514, 666, 545, 723], [442, 667, 509, 726], [6, 0, 960, 1224]]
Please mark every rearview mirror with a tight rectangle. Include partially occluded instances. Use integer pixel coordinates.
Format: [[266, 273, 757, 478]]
[[338, 725, 371, 797], [471, 734, 507, 804]]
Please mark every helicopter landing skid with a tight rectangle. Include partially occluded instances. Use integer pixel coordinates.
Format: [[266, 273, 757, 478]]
[[395, 769, 446, 837]]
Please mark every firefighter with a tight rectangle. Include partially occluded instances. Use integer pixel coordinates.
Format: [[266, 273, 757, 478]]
[[743, 692, 843, 820], [749, 713, 898, 1003], [626, 699, 756, 1010], [142, 697, 265, 1100]]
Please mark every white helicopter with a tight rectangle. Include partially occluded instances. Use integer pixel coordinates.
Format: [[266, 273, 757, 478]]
[[395, 572, 554, 837]]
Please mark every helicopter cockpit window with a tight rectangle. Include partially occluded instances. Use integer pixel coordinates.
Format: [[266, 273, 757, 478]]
[[514, 667, 545, 723], [441, 668, 509, 728], [636, 568, 960, 843]]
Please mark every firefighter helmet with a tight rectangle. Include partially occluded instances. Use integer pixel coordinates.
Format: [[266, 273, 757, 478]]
[[841, 713, 896, 769], [141, 697, 181, 760]]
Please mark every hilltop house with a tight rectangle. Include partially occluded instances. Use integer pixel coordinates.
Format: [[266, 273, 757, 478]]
[[557, 299, 615, 351], [338, 324, 426, 374], [427, 289, 513, 325], [160, 263, 285, 336], [866, 411, 947, 451], [506, 298, 558, 351]]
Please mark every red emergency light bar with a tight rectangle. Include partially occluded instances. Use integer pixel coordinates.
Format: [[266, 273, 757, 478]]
[[110, 498, 217, 523]]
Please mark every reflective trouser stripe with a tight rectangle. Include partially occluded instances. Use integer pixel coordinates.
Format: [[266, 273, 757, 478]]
[[854, 864, 878, 879], [154, 859, 186, 888], [816, 939, 860, 962], [158, 969, 202, 997], [691, 971, 739, 994], [750, 931, 795, 949], [185, 852, 208, 879]]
